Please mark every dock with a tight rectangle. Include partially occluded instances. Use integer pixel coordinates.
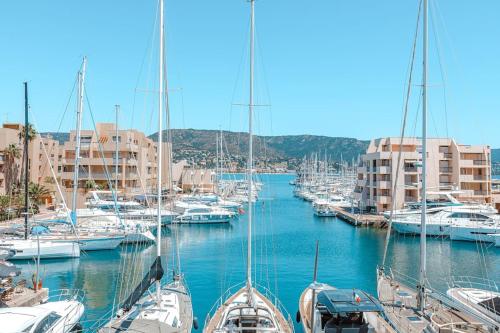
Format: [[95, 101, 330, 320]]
[[333, 207, 386, 227], [1, 287, 48, 308]]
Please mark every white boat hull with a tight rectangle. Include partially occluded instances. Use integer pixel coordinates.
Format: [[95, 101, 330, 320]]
[[0, 240, 80, 260], [392, 221, 450, 236]]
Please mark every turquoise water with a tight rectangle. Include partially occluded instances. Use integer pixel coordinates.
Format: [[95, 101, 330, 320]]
[[15, 174, 500, 331]]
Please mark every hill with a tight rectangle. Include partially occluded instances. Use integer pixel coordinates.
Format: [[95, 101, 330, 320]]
[[149, 129, 369, 169]]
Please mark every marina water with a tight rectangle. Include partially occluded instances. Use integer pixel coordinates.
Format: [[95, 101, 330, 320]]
[[14, 174, 500, 331]]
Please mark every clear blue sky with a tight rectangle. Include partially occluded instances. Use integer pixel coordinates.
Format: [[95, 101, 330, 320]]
[[2, 1, 499, 147]]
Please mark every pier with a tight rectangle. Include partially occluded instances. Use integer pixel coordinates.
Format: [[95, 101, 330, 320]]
[[1, 287, 48, 308], [333, 207, 386, 227]]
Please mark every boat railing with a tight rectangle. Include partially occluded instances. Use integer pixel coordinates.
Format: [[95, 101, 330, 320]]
[[204, 282, 294, 331], [47, 288, 85, 303], [447, 275, 499, 292]]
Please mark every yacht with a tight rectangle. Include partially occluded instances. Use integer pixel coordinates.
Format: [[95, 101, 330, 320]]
[[175, 206, 235, 224], [392, 207, 499, 241], [0, 297, 85, 333], [0, 239, 80, 260], [383, 191, 496, 219], [82, 192, 178, 225], [312, 199, 337, 217], [447, 287, 500, 325], [298, 286, 395, 333]]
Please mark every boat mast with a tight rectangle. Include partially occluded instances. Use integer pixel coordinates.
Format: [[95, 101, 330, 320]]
[[156, 0, 165, 304], [71, 57, 87, 225], [23, 82, 29, 240], [115, 104, 120, 191], [418, 0, 428, 311], [310, 241, 319, 332], [246, 0, 255, 291]]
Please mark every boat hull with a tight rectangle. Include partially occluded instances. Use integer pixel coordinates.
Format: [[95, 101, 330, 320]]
[[0, 240, 80, 260]]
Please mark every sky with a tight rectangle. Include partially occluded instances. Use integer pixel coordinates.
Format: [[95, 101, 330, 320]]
[[1, 1, 499, 147]]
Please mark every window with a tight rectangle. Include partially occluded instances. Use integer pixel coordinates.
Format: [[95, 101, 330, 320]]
[[33, 312, 61, 333], [112, 135, 122, 143]]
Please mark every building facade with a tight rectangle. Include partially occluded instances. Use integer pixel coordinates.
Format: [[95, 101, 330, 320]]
[[354, 137, 492, 213]]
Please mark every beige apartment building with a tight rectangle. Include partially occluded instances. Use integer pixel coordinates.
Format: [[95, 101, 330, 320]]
[[0, 122, 172, 208], [353, 137, 492, 213]]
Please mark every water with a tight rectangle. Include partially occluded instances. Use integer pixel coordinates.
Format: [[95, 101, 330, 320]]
[[15, 174, 500, 331]]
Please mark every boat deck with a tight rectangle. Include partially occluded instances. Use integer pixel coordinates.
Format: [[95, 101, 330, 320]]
[[204, 286, 293, 333], [377, 273, 491, 332]]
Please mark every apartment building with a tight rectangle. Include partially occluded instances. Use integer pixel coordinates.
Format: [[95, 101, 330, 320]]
[[354, 137, 492, 213]]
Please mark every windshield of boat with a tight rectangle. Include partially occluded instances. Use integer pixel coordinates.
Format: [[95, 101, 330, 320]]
[[478, 296, 500, 315]]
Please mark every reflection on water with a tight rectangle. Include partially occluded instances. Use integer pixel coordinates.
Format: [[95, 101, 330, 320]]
[[18, 174, 499, 331]]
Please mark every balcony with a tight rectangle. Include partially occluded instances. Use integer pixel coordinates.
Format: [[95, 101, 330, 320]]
[[441, 152, 453, 159], [375, 195, 391, 204], [404, 196, 418, 202], [377, 180, 391, 189], [376, 166, 391, 174], [439, 182, 453, 189], [404, 166, 418, 173], [439, 166, 452, 173], [473, 190, 489, 196], [473, 160, 488, 166]]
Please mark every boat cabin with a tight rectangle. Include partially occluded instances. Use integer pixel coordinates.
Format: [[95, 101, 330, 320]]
[[315, 289, 384, 333]]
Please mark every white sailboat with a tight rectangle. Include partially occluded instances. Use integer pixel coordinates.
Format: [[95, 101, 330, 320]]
[[204, 1, 293, 332], [99, 0, 194, 331], [0, 82, 81, 260], [377, 1, 498, 331]]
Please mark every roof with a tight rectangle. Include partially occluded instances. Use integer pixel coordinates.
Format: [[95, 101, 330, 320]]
[[0, 307, 51, 332], [316, 289, 383, 314]]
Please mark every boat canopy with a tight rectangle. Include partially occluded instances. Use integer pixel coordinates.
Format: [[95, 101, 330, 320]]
[[316, 289, 383, 314]]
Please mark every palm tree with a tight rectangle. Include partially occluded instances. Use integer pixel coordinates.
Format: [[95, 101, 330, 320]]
[[4, 143, 21, 194], [18, 123, 37, 186], [18, 123, 37, 142], [28, 182, 51, 206]]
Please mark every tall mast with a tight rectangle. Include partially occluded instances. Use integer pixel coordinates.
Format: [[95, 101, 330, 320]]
[[71, 57, 87, 224], [156, 0, 165, 303], [23, 82, 29, 240], [418, 0, 428, 311], [246, 0, 255, 290], [115, 105, 120, 192]]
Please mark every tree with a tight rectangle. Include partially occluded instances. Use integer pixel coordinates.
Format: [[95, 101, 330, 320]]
[[18, 123, 37, 142], [28, 182, 51, 206], [18, 123, 37, 186], [4, 143, 21, 194]]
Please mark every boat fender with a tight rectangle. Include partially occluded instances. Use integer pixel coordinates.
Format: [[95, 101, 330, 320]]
[[296, 310, 301, 323], [193, 317, 199, 330]]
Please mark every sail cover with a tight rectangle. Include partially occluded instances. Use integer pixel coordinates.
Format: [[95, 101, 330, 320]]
[[121, 257, 164, 312]]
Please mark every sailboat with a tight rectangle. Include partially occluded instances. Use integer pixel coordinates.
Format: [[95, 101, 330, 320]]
[[298, 242, 395, 333], [99, 0, 194, 331], [376, 1, 498, 332], [204, 1, 293, 332], [0, 83, 80, 260], [29, 57, 127, 251]]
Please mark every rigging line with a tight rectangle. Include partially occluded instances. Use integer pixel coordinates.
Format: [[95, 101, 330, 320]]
[[39, 72, 78, 180], [429, 0, 449, 138], [131, 1, 160, 130], [382, 0, 422, 267], [229, 15, 252, 136]]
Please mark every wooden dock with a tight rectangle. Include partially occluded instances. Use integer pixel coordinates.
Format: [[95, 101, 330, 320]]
[[1, 287, 48, 308], [333, 207, 386, 227]]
